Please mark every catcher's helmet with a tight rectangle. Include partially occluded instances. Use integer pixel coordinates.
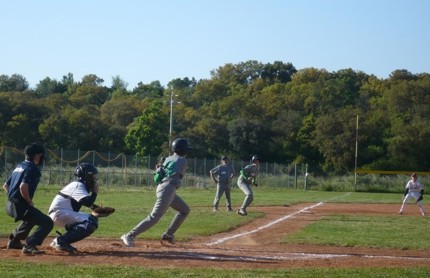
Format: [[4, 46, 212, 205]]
[[251, 155, 260, 163], [171, 138, 192, 156], [75, 163, 98, 189]]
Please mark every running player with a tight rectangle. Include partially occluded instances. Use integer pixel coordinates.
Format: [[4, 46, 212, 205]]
[[237, 155, 260, 216], [121, 138, 192, 247]]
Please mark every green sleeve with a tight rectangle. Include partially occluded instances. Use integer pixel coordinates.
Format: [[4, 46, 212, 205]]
[[240, 169, 248, 178]]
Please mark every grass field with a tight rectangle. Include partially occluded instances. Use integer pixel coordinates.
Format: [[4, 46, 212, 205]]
[[1, 185, 430, 277]]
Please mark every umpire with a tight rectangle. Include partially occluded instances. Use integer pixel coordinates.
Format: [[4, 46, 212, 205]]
[[3, 143, 53, 255]]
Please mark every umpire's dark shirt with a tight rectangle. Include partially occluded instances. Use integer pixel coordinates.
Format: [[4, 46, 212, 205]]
[[6, 160, 41, 202]]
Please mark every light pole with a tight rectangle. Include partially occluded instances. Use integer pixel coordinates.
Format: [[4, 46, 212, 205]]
[[354, 115, 359, 187], [169, 91, 179, 153]]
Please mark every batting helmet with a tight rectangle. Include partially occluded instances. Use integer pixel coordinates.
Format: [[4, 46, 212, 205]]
[[171, 138, 192, 156], [251, 155, 260, 163], [75, 163, 98, 190]]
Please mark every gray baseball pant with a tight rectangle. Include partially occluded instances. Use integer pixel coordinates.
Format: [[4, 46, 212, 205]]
[[238, 182, 254, 210], [213, 183, 232, 209], [128, 182, 190, 238]]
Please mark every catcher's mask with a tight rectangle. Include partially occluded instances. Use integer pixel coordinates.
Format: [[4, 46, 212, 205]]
[[75, 163, 98, 190]]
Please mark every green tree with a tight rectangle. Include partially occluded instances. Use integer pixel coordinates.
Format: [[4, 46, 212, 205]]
[[39, 94, 72, 148], [312, 108, 359, 173], [227, 117, 273, 160], [0, 74, 29, 92], [1, 92, 45, 146], [125, 100, 168, 156], [99, 95, 143, 151], [261, 61, 297, 83], [111, 75, 128, 94], [69, 75, 110, 106], [131, 81, 164, 99], [35, 77, 67, 96]]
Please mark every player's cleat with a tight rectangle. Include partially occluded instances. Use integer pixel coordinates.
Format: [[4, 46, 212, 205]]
[[50, 238, 77, 253], [22, 245, 45, 255], [422, 212, 426, 216], [161, 233, 176, 245], [237, 209, 247, 216], [227, 207, 233, 212], [398, 211, 403, 215], [7, 234, 24, 250], [121, 233, 135, 247], [212, 207, 218, 212], [7, 239, 23, 249]]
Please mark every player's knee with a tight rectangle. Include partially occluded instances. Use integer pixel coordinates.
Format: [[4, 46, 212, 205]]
[[86, 215, 99, 234], [75, 216, 98, 236], [44, 215, 54, 230], [149, 212, 163, 222], [182, 205, 190, 216]]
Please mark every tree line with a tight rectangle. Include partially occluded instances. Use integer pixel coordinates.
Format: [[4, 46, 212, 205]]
[[1, 60, 429, 174]]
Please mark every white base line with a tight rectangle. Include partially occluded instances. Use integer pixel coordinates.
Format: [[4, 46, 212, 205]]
[[206, 193, 352, 246], [206, 202, 324, 246]]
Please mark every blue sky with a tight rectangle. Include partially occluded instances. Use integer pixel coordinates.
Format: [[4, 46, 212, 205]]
[[1, 0, 429, 89]]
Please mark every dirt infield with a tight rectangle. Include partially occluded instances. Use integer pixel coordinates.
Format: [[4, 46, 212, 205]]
[[1, 203, 430, 269]]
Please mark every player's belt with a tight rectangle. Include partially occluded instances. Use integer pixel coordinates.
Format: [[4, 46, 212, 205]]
[[58, 192, 72, 199]]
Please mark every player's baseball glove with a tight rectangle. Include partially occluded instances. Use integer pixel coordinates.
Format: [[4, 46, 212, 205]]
[[417, 195, 423, 202], [91, 204, 115, 218], [417, 189, 424, 203]]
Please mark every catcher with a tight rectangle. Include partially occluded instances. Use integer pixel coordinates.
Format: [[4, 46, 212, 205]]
[[48, 163, 114, 253]]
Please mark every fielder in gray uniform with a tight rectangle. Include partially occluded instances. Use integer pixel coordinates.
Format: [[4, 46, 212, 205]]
[[237, 155, 260, 216], [210, 156, 235, 212], [121, 138, 192, 247], [399, 173, 426, 216]]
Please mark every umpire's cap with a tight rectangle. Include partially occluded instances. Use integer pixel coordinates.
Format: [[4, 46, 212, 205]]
[[24, 143, 45, 159], [221, 155, 228, 160]]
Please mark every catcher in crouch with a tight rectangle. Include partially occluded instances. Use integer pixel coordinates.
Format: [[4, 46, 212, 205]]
[[48, 163, 113, 253]]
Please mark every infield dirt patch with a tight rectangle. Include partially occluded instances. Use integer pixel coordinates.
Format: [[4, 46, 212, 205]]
[[2, 203, 430, 269]]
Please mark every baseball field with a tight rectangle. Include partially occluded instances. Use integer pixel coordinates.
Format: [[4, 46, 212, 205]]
[[1, 187, 430, 277]]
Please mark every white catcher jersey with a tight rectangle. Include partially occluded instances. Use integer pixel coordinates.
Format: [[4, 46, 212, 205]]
[[48, 181, 90, 212]]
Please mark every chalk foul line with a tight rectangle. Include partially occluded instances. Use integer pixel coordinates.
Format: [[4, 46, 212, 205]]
[[206, 193, 352, 246], [206, 202, 324, 246]]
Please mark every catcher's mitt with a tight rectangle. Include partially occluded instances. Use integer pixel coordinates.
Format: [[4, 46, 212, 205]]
[[91, 204, 115, 218]]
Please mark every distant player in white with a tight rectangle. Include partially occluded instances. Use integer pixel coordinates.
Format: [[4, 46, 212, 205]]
[[399, 173, 426, 216]]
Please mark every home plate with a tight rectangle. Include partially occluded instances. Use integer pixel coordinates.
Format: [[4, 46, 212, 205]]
[[300, 210, 313, 214]]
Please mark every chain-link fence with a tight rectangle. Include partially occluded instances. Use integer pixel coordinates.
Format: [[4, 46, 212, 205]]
[[0, 146, 309, 189]]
